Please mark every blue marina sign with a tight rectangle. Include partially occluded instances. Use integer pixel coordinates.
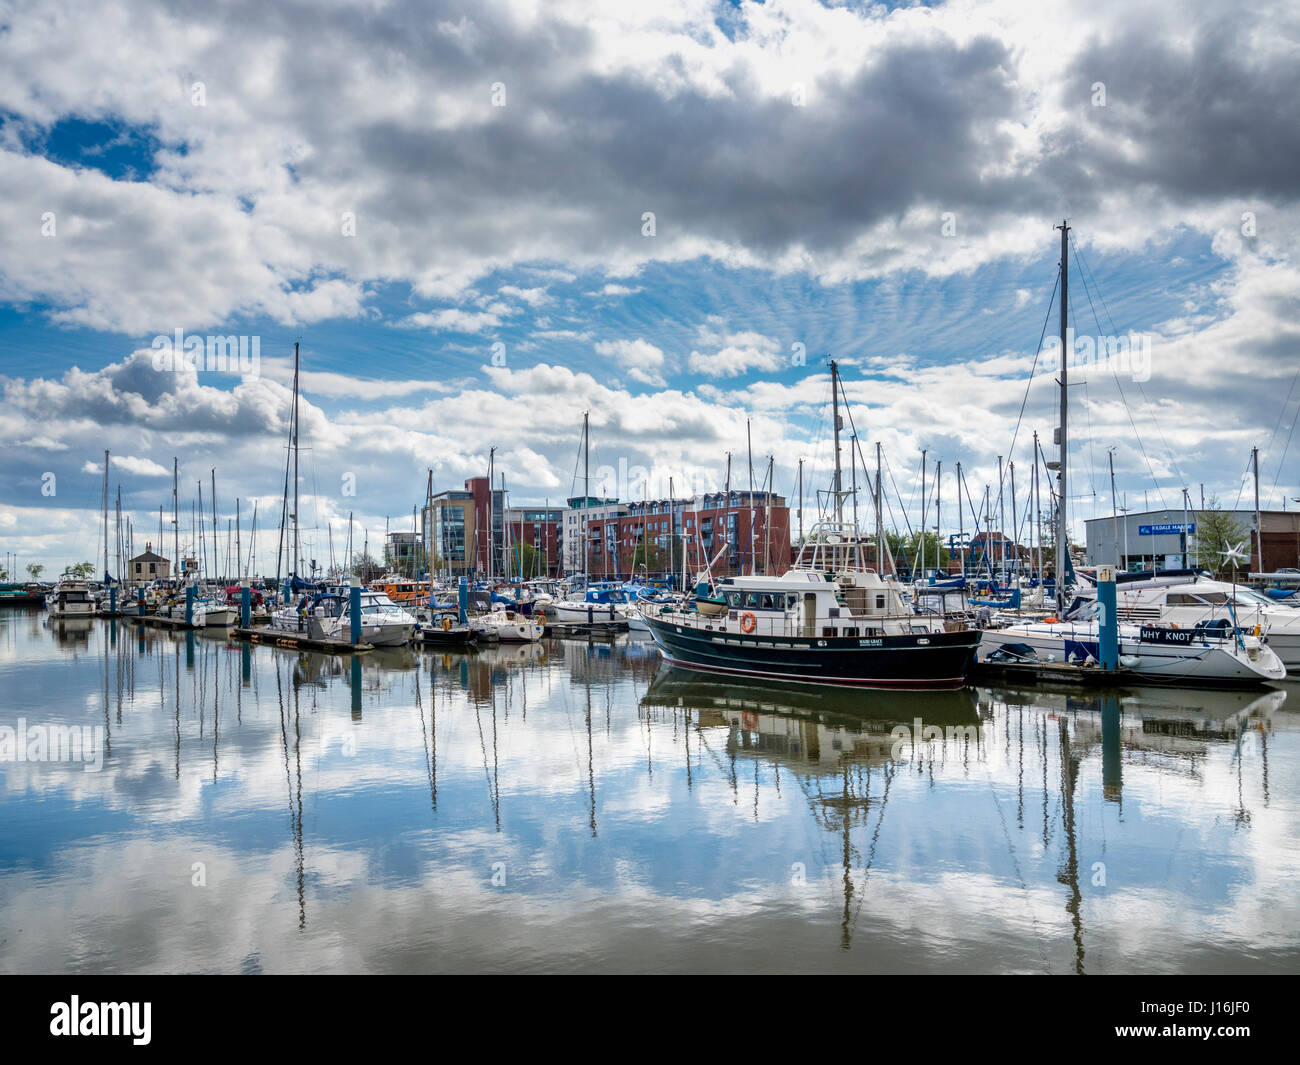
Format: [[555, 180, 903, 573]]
[[1138, 522, 1195, 536]]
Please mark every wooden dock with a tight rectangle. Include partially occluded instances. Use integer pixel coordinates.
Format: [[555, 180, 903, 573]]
[[231, 625, 373, 653]]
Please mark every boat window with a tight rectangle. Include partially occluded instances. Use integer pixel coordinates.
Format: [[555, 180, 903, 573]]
[[742, 591, 760, 608], [1199, 592, 1228, 605], [760, 593, 776, 610], [726, 591, 742, 608], [786, 594, 798, 609]]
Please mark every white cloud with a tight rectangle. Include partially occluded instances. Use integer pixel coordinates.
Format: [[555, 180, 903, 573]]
[[594, 338, 668, 387], [688, 327, 783, 378]]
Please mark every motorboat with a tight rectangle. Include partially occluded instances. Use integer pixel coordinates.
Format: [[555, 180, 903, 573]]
[[45, 579, 96, 618], [270, 590, 416, 646], [470, 607, 544, 643]]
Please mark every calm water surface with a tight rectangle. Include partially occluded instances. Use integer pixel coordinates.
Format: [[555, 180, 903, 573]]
[[2, 610, 1297, 974]]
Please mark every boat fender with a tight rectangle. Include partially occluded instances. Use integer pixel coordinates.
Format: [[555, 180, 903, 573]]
[[1253, 624, 1261, 637], [1043, 616, 1058, 624], [442, 616, 452, 632], [537, 612, 546, 627], [740, 611, 757, 634]]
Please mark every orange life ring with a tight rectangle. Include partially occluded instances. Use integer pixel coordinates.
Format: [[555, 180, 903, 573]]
[[742, 712, 759, 731], [740, 611, 757, 633]]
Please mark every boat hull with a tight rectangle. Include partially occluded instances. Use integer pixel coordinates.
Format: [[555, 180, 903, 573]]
[[549, 601, 624, 626], [978, 626, 1287, 686], [642, 615, 980, 689]]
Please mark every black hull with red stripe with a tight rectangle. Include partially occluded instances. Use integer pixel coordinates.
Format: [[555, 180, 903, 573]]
[[642, 615, 980, 690]]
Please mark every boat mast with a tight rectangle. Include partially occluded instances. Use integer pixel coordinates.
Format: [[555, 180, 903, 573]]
[[487, 446, 496, 581], [292, 341, 301, 580], [831, 360, 843, 524], [875, 442, 884, 573], [1033, 431, 1043, 584], [1253, 445, 1261, 570], [724, 451, 732, 572], [797, 457, 804, 547], [1056, 220, 1070, 612], [102, 449, 109, 584], [935, 459, 942, 575], [172, 457, 179, 579], [211, 468, 218, 583], [668, 475, 675, 588], [746, 419, 755, 574], [957, 461, 964, 577], [850, 433, 859, 536], [997, 455, 1005, 583], [920, 449, 927, 579], [765, 455, 773, 575], [583, 411, 590, 581]]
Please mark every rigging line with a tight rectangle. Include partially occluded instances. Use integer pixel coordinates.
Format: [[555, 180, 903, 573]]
[[1269, 403, 1299, 500], [1263, 364, 1300, 461], [957, 463, 994, 579], [1066, 278, 1099, 506], [1230, 450, 1255, 511], [1265, 365, 1300, 497], [1003, 266, 1061, 485], [1070, 235, 1176, 503], [883, 453, 917, 543]]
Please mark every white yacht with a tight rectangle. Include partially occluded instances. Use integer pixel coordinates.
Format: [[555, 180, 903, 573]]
[[978, 611, 1286, 686], [45, 579, 96, 618], [192, 596, 239, 628], [470, 608, 544, 643], [1072, 571, 1300, 671], [547, 582, 632, 628], [270, 590, 416, 646]]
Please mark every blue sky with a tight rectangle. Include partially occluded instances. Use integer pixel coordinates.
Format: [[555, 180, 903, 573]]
[[1, 0, 1298, 574]]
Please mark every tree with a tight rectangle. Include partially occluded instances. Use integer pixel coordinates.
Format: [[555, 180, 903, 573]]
[[1192, 497, 1249, 578], [505, 541, 547, 579], [64, 561, 94, 579], [26, 563, 44, 581], [351, 551, 382, 583], [888, 530, 950, 575]]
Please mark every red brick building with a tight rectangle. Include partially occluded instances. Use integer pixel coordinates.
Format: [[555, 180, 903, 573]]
[[585, 491, 790, 580]]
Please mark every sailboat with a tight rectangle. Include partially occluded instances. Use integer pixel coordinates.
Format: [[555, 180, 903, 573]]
[[550, 411, 630, 628], [639, 361, 982, 689], [975, 223, 1285, 686]]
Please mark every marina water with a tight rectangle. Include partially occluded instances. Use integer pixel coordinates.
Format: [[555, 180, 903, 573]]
[[2, 610, 1297, 974]]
